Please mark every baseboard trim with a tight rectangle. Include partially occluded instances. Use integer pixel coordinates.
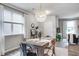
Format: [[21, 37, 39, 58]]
[[5, 46, 20, 54]]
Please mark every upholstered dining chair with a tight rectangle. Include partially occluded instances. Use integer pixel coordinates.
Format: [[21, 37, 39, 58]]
[[44, 38, 56, 56]]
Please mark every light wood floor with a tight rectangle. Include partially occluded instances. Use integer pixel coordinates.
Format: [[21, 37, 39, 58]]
[[68, 44, 79, 56]]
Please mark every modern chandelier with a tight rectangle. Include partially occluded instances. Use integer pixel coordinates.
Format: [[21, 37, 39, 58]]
[[34, 4, 51, 22]]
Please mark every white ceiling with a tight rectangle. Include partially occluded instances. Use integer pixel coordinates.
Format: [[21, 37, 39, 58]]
[[9, 3, 79, 19]]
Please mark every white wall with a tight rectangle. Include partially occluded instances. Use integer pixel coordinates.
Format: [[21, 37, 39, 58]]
[[0, 6, 2, 56], [0, 5, 4, 55], [43, 16, 57, 38], [44, 21, 53, 36], [4, 34, 24, 53], [38, 22, 44, 36], [24, 14, 38, 38], [24, 14, 58, 39]]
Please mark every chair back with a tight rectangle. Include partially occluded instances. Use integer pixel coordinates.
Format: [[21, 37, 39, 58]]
[[20, 43, 27, 56], [51, 39, 56, 46], [51, 38, 56, 55], [20, 43, 37, 56]]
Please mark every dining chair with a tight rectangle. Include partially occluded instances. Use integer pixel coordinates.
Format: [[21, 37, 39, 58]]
[[20, 43, 37, 56], [20, 43, 27, 56], [51, 39, 56, 55], [44, 38, 56, 56]]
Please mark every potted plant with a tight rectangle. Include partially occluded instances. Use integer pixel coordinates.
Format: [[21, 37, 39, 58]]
[[56, 33, 62, 42]]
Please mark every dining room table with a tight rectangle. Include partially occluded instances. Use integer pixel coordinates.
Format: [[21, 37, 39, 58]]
[[22, 38, 51, 56]]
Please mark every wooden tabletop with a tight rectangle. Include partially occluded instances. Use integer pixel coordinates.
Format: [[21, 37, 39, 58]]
[[24, 38, 51, 47]]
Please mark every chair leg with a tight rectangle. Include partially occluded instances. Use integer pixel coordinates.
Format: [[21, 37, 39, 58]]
[[52, 47, 56, 56], [46, 49, 50, 54]]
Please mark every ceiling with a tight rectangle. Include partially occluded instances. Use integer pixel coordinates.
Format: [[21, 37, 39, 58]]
[[9, 3, 79, 19]]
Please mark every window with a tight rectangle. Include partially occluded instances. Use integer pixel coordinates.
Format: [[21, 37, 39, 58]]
[[3, 8, 24, 35], [13, 24, 23, 34], [66, 21, 75, 34], [4, 10, 12, 22], [3, 23, 12, 35], [13, 13, 24, 23]]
